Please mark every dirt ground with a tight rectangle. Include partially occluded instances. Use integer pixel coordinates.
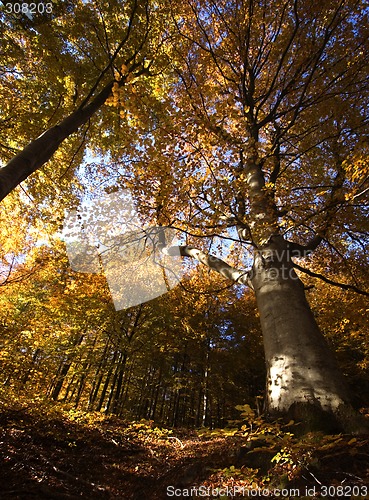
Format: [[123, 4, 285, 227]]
[[0, 407, 368, 499]]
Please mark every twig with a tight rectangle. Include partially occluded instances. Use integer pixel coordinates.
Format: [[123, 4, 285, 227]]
[[167, 436, 185, 449]]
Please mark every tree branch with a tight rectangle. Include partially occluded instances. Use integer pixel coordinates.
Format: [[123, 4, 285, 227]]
[[161, 244, 253, 288], [287, 235, 323, 257], [77, 0, 140, 110], [0, 1, 153, 203], [294, 262, 369, 296]]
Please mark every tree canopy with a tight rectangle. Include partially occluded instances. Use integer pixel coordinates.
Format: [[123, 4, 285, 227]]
[[1, 0, 368, 285]]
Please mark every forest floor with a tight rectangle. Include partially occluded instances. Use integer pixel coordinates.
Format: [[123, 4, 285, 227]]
[[0, 402, 368, 499]]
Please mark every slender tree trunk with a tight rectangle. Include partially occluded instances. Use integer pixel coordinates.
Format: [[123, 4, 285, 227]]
[[74, 374, 87, 408], [172, 390, 180, 427], [50, 334, 84, 401], [149, 367, 162, 420], [96, 350, 118, 411], [201, 341, 210, 427], [89, 341, 111, 408], [89, 373, 104, 410], [158, 386, 167, 423], [105, 359, 121, 414], [120, 358, 136, 411], [251, 236, 365, 432], [0, 82, 115, 202], [196, 389, 203, 428], [136, 373, 148, 419], [65, 373, 78, 402], [21, 348, 41, 386], [111, 352, 127, 414]]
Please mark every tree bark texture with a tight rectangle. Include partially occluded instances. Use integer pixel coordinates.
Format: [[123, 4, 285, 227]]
[[250, 236, 366, 432]]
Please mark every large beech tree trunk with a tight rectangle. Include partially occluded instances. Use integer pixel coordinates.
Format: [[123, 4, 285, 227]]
[[251, 236, 364, 432], [167, 235, 367, 431]]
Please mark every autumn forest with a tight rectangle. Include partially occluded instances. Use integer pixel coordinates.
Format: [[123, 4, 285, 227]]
[[0, 0, 369, 497]]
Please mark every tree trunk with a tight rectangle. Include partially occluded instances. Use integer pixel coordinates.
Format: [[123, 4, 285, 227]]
[[251, 236, 366, 433], [50, 334, 84, 401], [168, 234, 368, 432], [110, 352, 127, 414], [0, 82, 115, 202], [96, 350, 118, 412]]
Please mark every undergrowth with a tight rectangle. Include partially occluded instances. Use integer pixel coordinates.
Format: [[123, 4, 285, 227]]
[[0, 397, 368, 499]]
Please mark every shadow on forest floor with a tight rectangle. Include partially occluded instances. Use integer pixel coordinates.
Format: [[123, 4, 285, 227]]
[[0, 403, 368, 499]]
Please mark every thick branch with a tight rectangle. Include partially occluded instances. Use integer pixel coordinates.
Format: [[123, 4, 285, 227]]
[[0, 62, 150, 203], [162, 245, 252, 287], [287, 235, 323, 257], [78, 0, 140, 110], [0, 0, 148, 203]]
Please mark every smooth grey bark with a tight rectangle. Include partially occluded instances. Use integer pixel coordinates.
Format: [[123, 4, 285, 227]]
[[163, 245, 252, 286], [169, 237, 368, 432], [250, 237, 349, 412]]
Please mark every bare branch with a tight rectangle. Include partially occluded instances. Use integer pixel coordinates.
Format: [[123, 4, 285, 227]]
[[294, 262, 369, 297], [78, 0, 140, 110]]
